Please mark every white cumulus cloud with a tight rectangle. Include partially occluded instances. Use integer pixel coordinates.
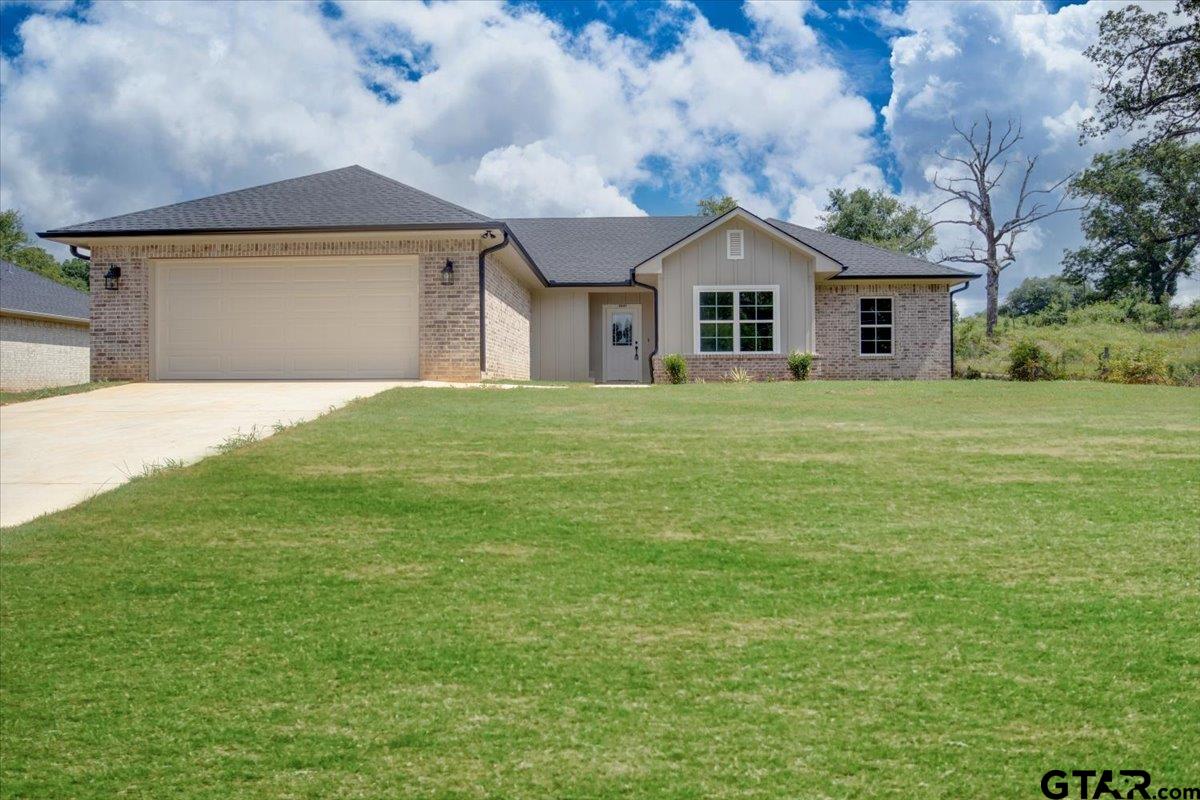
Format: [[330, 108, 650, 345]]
[[0, 0, 879, 249]]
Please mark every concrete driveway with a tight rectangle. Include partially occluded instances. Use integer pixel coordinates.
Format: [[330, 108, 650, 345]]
[[0, 381, 407, 528]]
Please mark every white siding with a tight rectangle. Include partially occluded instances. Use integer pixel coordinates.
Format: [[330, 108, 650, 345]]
[[530, 289, 589, 381], [659, 219, 814, 355]]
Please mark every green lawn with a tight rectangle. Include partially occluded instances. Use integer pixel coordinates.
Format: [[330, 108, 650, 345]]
[[0, 381, 124, 406], [2, 382, 1197, 799]]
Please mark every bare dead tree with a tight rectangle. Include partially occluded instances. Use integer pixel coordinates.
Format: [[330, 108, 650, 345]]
[[918, 115, 1080, 338]]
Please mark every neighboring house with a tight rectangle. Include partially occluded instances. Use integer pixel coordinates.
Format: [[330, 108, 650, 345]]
[[0, 260, 90, 391], [38, 166, 976, 384]]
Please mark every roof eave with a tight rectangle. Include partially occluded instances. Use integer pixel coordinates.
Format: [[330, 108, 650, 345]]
[[829, 272, 981, 281], [37, 221, 499, 242], [0, 307, 90, 326]]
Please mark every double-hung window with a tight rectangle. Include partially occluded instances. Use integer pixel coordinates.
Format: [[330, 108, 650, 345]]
[[859, 297, 893, 355], [696, 287, 778, 353]]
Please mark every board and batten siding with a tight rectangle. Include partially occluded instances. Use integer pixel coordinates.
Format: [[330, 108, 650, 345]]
[[531, 288, 590, 381], [658, 219, 815, 355]]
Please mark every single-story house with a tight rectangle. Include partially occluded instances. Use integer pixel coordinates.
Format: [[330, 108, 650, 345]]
[[0, 259, 90, 391], [39, 166, 976, 384]]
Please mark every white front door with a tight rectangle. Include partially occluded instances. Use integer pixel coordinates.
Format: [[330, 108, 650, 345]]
[[602, 304, 642, 382]]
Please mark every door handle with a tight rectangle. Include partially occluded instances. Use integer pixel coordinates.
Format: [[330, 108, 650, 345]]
[[635, 341, 640, 360]]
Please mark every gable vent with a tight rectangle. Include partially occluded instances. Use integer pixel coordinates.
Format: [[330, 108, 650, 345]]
[[727, 229, 745, 260]]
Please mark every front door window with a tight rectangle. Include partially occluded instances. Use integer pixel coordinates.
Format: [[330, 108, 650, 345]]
[[611, 312, 633, 346]]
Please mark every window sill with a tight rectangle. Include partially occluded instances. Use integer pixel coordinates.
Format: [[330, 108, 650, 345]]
[[858, 353, 895, 359], [690, 352, 783, 357]]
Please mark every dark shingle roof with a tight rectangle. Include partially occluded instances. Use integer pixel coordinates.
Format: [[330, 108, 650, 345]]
[[502, 216, 711, 283], [767, 219, 979, 279], [0, 260, 90, 322], [37, 164, 975, 283], [40, 166, 493, 236]]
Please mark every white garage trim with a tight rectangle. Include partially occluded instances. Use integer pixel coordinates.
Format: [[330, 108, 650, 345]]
[[151, 255, 419, 380]]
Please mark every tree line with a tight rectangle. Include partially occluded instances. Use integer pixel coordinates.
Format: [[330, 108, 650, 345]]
[[0, 210, 89, 291], [699, 0, 1198, 339]]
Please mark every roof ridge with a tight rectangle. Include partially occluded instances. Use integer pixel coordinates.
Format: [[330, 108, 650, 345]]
[[56, 166, 370, 230], [352, 165, 493, 222], [502, 215, 704, 221]]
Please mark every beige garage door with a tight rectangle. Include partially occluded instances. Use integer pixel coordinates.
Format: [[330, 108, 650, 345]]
[[154, 256, 419, 379]]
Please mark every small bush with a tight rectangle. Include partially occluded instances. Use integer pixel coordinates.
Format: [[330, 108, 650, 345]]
[[725, 367, 752, 383], [786, 350, 814, 381], [1098, 347, 1171, 385], [662, 354, 688, 384], [959, 366, 982, 380], [1008, 340, 1055, 381], [954, 315, 991, 361]]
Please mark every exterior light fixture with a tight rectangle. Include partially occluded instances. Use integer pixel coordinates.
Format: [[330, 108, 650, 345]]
[[481, 229, 497, 240], [441, 259, 454, 286], [104, 265, 121, 290]]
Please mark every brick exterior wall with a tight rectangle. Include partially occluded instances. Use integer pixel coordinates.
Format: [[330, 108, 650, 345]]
[[482, 254, 531, 381], [0, 315, 90, 391], [88, 236, 484, 382], [651, 353, 791, 382], [814, 282, 951, 380], [650, 281, 952, 382]]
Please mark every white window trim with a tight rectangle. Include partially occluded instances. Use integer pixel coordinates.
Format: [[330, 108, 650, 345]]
[[858, 295, 895, 358], [693, 285, 780, 355], [726, 229, 745, 260]]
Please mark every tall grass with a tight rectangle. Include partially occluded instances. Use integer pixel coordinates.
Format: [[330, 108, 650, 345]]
[[957, 300, 1200, 385]]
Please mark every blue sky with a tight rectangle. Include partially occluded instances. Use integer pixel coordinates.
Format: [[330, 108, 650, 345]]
[[1, 0, 1181, 310]]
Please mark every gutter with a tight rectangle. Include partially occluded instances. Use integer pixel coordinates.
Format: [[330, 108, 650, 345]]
[[630, 268, 659, 384], [0, 307, 89, 327], [69, 245, 91, 262], [949, 281, 971, 378], [478, 229, 510, 376]]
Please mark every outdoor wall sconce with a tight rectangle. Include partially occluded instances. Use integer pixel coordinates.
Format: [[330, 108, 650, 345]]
[[441, 259, 454, 286], [103, 265, 121, 290]]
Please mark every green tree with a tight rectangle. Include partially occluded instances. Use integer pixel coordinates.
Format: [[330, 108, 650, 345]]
[[0, 210, 27, 258], [818, 188, 936, 257], [0, 209, 88, 290], [1000, 275, 1092, 317], [62, 258, 91, 288], [697, 195, 737, 216], [1063, 141, 1199, 304], [1080, 0, 1200, 148]]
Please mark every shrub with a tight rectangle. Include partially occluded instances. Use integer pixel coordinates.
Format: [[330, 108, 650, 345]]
[[786, 350, 814, 380], [959, 366, 982, 380], [1098, 347, 1171, 385], [1008, 340, 1055, 381], [725, 367, 752, 383], [662, 353, 688, 384], [954, 315, 991, 361]]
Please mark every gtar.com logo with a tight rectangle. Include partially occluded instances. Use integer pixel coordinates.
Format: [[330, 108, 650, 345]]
[[1040, 770, 1199, 800]]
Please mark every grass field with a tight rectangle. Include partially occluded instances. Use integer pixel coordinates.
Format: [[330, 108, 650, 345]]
[[2, 382, 1197, 798], [956, 309, 1200, 384], [0, 381, 124, 406]]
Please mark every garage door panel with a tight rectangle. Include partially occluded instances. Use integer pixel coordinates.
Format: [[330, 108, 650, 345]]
[[155, 258, 419, 380], [227, 295, 288, 315], [228, 352, 289, 374], [357, 294, 416, 314], [236, 325, 292, 348], [166, 318, 225, 347], [166, 266, 222, 286], [290, 295, 356, 315], [168, 295, 223, 320], [230, 266, 289, 284], [163, 354, 223, 375]]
